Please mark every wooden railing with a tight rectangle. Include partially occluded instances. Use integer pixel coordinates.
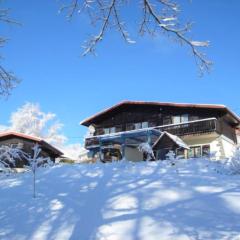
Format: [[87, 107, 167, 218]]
[[85, 118, 218, 148], [156, 118, 217, 136]]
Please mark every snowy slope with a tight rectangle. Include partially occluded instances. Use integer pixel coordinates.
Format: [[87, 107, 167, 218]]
[[0, 160, 240, 240]]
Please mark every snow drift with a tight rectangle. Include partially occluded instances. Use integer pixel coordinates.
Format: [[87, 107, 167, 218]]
[[0, 159, 240, 240]]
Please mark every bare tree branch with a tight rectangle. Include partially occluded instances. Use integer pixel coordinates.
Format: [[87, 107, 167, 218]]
[[0, 5, 20, 97], [143, 0, 212, 74], [60, 0, 212, 75]]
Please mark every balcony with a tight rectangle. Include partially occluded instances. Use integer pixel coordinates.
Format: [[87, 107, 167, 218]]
[[85, 118, 218, 148], [156, 118, 217, 136]]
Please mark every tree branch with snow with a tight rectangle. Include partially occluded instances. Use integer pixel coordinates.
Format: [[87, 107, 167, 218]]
[[0, 102, 84, 162], [8, 103, 67, 147], [23, 143, 52, 198], [60, 0, 212, 75], [0, 145, 26, 172]]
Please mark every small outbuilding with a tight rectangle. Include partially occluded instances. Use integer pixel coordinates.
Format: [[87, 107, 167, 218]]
[[153, 131, 189, 160], [0, 132, 63, 168]]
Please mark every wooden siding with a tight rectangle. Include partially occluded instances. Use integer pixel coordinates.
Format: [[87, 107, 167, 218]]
[[85, 105, 238, 145], [93, 105, 224, 130]]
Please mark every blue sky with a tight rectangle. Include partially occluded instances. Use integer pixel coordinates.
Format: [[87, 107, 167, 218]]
[[1, 0, 240, 144]]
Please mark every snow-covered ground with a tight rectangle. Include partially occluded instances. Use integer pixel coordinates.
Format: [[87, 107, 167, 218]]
[[0, 160, 240, 240]]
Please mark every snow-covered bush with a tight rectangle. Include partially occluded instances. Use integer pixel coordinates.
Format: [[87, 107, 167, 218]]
[[166, 150, 177, 165], [0, 145, 25, 173], [138, 143, 155, 161], [228, 147, 240, 174]]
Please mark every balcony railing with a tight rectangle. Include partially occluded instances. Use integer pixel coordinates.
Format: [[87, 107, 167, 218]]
[[85, 118, 218, 148], [156, 118, 217, 136], [85, 137, 100, 148]]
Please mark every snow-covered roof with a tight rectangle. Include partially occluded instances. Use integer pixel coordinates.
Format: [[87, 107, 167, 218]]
[[153, 131, 189, 149], [80, 100, 240, 126], [0, 131, 42, 142], [0, 131, 63, 156]]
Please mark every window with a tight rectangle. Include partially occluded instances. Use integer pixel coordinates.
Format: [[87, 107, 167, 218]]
[[10, 143, 24, 149], [188, 146, 201, 158], [134, 122, 142, 130], [172, 116, 181, 124], [142, 122, 149, 128], [181, 114, 189, 123], [109, 127, 116, 133], [187, 145, 211, 159], [172, 114, 189, 124], [103, 127, 115, 134], [133, 122, 149, 130], [104, 128, 110, 134], [202, 145, 210, 157]]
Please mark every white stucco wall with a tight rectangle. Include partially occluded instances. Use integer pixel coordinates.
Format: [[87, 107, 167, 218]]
[[181, 133, 237, 160], [237, 135, 240, 145], [210, 135, 236, 159]]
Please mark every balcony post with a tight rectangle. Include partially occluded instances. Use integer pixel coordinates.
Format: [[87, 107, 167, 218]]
[[121, 134, 126, 160], [99, 138, 103, 162], [147, 130, 151, 144]]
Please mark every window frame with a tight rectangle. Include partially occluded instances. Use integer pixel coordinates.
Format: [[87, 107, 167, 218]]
[[187, 145, 210, 158], [172, 114, 189, 125]]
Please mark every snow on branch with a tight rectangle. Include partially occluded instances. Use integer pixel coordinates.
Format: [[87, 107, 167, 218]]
[[0, 143, 54, 197], [60, 0, 212, 75], [9, 102, 67, 147], [23, 143, 52, 198], [0, 145, 26, 171]]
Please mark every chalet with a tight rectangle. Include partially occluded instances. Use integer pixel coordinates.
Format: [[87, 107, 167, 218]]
[[80, 101, 240, 162], [0, 132, 63, 168]]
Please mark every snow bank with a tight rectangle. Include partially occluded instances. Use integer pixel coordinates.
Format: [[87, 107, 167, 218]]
[[0, 159, 240, 240]]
